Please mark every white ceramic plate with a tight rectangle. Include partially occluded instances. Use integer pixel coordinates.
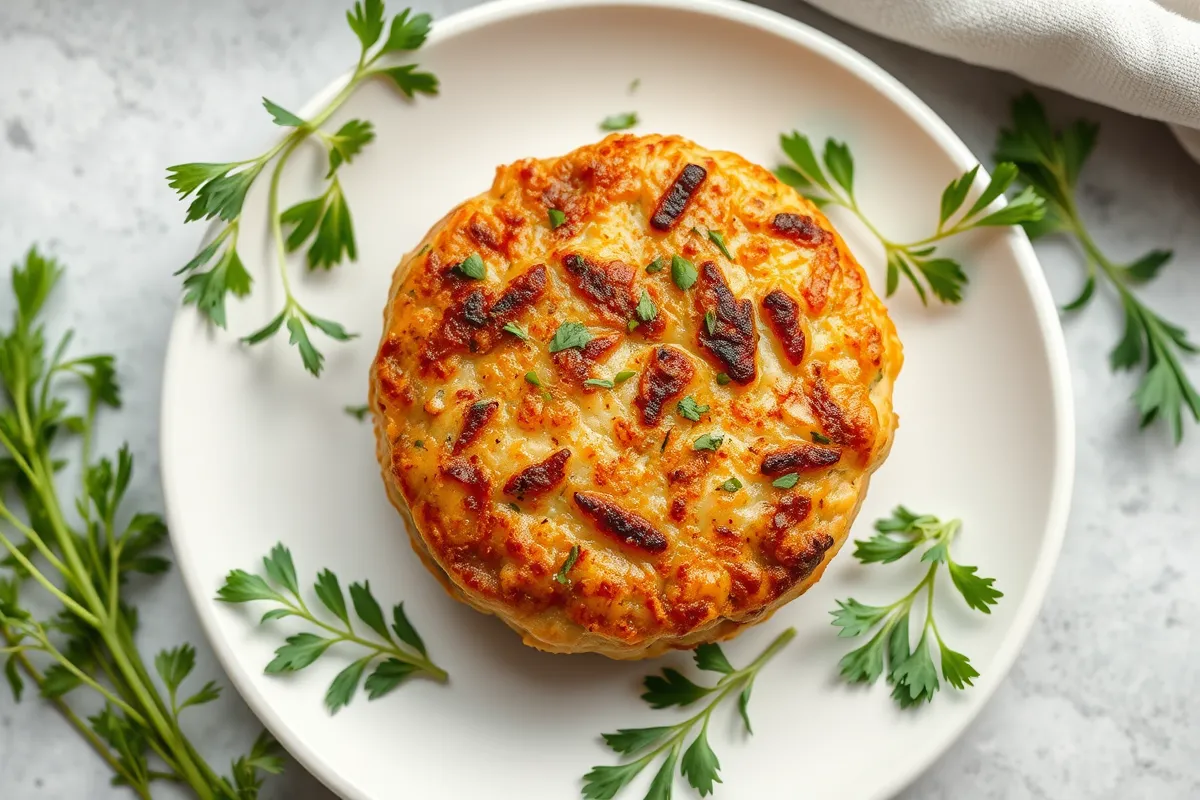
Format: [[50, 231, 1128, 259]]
[[161, 1, 1074, 798]]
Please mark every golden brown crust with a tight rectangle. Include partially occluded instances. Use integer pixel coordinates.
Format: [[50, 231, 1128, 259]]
[[370, 134, 903, 659]]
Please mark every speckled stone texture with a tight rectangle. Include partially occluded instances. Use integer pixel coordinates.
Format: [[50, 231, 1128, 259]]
[[0, 0, 1197, 797]]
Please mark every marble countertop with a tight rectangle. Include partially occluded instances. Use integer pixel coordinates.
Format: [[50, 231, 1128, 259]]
[[1, 0, 1197, 797]]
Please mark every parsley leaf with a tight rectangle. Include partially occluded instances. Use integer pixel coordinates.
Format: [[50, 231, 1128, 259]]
[[720, 477, 742, 492], [584, 378, 615, 389], [704, 309, 717, 335], [218, 543, 448, 713], [614, 370, 637, 383], [281, 178, 357, 270], [996, 92, 1198, 443], [584, 629, 795, 800], [502, 322, 531, 341], [645, 256, 664, 274], [635, 289, 658, 322], [830, 507, 1000, 709], [524, 371, 543, 387], [600, 112, 639, 131], [671, 255, 698, 290], [553, 545, 580, 585], [676, 396, 709, 421], [262, 97, 305, 128], [810, 431, 832, 444], [344, 404, 370, 421], [548, 208, 567, 229], [716, 372, 731, 386], [451, 252, 486, 280], [324, 119, 375, 177], [777, 128, 1043, 304], [693, 432, 724, 451], [771, 473, 799, 489], [548, 321, 592, 353], [707, 230, 733, 260]]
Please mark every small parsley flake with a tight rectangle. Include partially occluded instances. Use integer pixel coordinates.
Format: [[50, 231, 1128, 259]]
[[627, 319, 639, 332], [344, 404, 370, 421], [413, 440, 425, 449], [636, 289, 657, 322], [614, 370, 637, 384], [548, 209, 567, 229], [694, 432, 724, 451], [811, 431, 832, 444], [708, 230, 733, 260], [772, 473, 800, 489], [599, 112, 638, 131], [676, 396, 709, 422], [721, 477, 743, 492], [704, 310, 717, 335], [503, 322, 531, 341], [645, 257, 664, 274], [525, 371, 543, 387], [548, 321, 592, 353], [584, 378, 615, 389], [554, 545, 581, 585], [716, 372, 732, 386], [671, 255, 698, 290], [452, 252, 486, 280]]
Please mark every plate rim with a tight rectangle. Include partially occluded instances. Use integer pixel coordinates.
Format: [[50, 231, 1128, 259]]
[[159, 1, 1076, 798]]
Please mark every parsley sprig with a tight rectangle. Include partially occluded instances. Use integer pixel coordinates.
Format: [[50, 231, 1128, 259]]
[[218, 544, 447, 713], [582, 628, 794, 800], [0, 248, 282, 798], [832, 507, 1001, 709], [776, 132, 1044, 303], [995, 93, 1199, 443], [167, 2, 439, 375]]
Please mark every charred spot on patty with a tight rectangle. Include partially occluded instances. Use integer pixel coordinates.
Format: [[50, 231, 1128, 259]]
[[488, 263, 547, 322], [635, 346, 694, 425], [808, 374, 874, 454], [552, 333, 620, 385], [503, 449, 571, 498], [760, 443, 842, 475], [650, 163, 707, 231], [695, 262, 758, 384], [770, 212, 825, 245], [574, 491, 668, 554], [454, 400, 498, 454], [762, 289, 806, 365]]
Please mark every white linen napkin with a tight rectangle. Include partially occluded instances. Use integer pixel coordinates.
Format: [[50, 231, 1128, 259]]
[[797, 0, 1200, 160]]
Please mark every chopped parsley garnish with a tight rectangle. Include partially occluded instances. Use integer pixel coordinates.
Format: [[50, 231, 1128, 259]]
[[720, 477, 743, 492], [645, 256, 664, 274], [452, 252, 485, 280], [599, 112, 638, 131], [548, 321, 592, 353], [772, 473, 800, 489], [677, 396, 709, 422], [525, 371, 543, 387], [708, 230, 733, 260], [635, 289, 657, 322], [671, 255, 698, 290], [553, 545, 581, 585], [413, 439, 425, 449], [614, 370, 637, 384], [505, 502, 521, 512], [716, 372, 732, 385], [502, 322, 531, 341], [548, 209, 566, 229], [811, 431, 832, 445], [704, 310, 717, 335], [627, 319, 639, 332], [584, 378, 615, 389], [694, 432, 724, 451], [344, 404, 370, 421]]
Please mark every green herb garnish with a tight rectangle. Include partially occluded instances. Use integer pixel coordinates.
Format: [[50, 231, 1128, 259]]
[[585, 379, 615, 389], [614, 370, 637, 384], [600, 112, 639, 131], [344, 404, 370, 421], [0, 248, 285, 796], [776, 131, 1043, 304], [218, 545, 447, 713], [549, 321, 593, 353], [771, 473, 799, 489], [704, 310, 717, 336], [707, 230, 733, 260], [582, 629, 795, 800], [452, 252, 486, 280], [716, 372, 731, 386], [676, 396, 709, 422], [810, 431, 832, 445], [720, 477, 743, 492], [995, 93, 1199, 443], [553, 545, 581, 586], [636, 289, 658, 322], [525, 371, 543, 387], [503, 322, 531, 341], [832, 507, 1001, 708], [548, 209, 567, 229], [645, 257, 664, 274], [671, 255, 698, 290], [693, 433, 724, 452], [168, 2, 438, 375]]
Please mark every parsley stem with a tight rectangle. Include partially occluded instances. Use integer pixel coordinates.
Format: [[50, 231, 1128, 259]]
[[0, 526, 98, 625]]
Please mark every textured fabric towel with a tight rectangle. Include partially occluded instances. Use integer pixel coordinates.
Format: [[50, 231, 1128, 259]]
[[797, 0, 1200, 160]]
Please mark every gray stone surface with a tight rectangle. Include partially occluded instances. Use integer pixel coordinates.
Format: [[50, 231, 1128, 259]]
[[0, 0, 1197, 797]]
